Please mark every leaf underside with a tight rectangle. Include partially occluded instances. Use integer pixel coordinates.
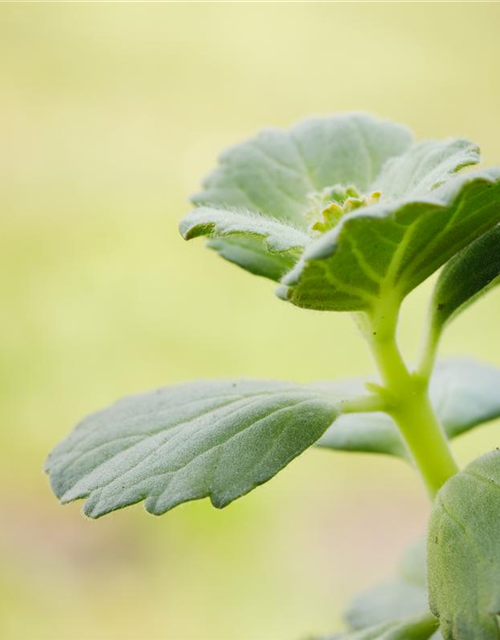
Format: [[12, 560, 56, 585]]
[[179, 206, 307, 282], [430, 224, 500, 339], [428, 450, 500, 639], [45, 381, 339, 518], [207, 236, 297, 282], [317, 358, 500, 459]]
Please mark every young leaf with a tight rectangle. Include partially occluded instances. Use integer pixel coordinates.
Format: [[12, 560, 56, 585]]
[[428, 224, 500, 341], [317, 358, 500, 459], [280, 169, 500, 311], [182, 112, 500, 310], [191, 113, 413, 219], [182, 113, 412, 281], [373, 139, 479, 200], [179, 206, 308, 281], [45, 381, 339, 518], [207, 236, 298, 281], [179, 206, 310, 253], [428, 449, 500, 640]]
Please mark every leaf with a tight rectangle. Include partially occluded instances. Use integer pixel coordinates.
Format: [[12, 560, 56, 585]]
[[374, 139, 479, 200], [316, 412, 407, 459], [428, 449, 500, 639], [429, 224, 500, 340], [179, 205, 308, 281], [184, 113, 412, 280], [345, 539, 428, 631], [280, 168, 500, 312], [207, 236, 298, 282], [191, 113, 413, 220], [179, 206, 310, 252], [45, 380, 339, 518], [317, 358, 500, 459], [329, 539, 442, 640]]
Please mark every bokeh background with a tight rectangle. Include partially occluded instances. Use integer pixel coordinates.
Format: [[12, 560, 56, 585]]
[[2, 3, 500, 639]]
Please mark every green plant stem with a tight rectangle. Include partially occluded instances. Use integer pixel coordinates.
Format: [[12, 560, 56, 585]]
[[416, 308, 440, 381], [340, 394, 387, 414], [357, 307, 459, 498]]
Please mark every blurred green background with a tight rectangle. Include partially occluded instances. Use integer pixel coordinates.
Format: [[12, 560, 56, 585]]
[[1, 3, 500, 639]]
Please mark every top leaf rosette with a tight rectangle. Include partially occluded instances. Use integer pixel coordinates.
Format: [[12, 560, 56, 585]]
[[180, 113, 500, 314]]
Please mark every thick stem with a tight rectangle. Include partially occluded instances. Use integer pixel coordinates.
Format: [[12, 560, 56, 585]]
[[357, 307, 459, 498], [389, 384, 460, 498]]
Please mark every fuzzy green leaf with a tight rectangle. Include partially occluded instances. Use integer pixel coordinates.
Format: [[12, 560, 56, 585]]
[[179, 206, 310, 252], [429, 225, 500, 340], [45, 381, 339, 518], [179, 206, 308, 281], [280, 169, 500, 311], [428, 450, 500, 639], [191, 114, 413, 220], [317, 358, 500, 459], [184, 113, 412, 280], [207, 236, 298, 281], [374, 139, 479, 200]]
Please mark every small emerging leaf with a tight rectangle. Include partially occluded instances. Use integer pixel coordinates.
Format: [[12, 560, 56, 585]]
[[45, 381, 339, 518], [429, 224, 500, 340], [428, 450, 500, 639]]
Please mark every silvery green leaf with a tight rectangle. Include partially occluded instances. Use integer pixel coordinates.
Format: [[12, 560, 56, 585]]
[[179, 206, 310, 253], [45, 380, 339, 518], [191, 114, 413, 221], [179, 206, 309, 281], [317, 358, 500, 459], [280, 169, 500, 311], [374, 139, 479, 200], [429, 225, 500, 340], [316, 412, 407, 459], [207, 236, 298, 281], [428, 450, 500, 639], [184, 113, 412, 280]]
